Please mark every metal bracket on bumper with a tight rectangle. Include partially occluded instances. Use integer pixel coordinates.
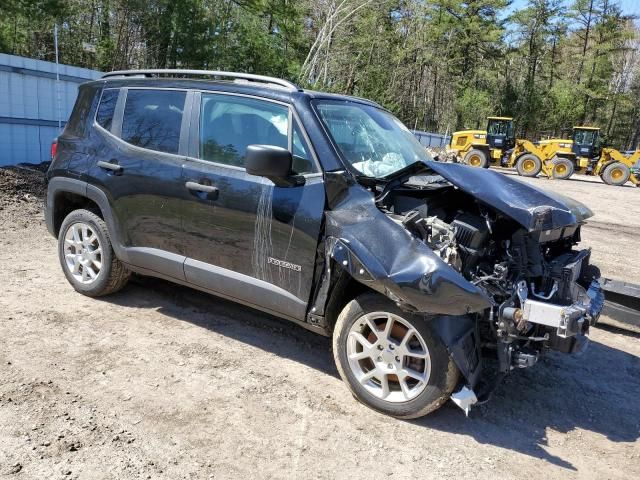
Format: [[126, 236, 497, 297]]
[[522, 279, 604, 338]]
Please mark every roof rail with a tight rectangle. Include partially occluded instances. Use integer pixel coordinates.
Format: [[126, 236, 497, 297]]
[[101, 69, 299, 92]]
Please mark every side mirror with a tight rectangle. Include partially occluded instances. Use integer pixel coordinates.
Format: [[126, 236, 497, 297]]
[[245, 144, 304, 187]]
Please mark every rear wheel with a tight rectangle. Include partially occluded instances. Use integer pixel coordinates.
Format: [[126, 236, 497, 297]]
[[333, 293, 459, 419], [515, 154, 542, 177], [463, 149, 489, 168], [551, 157, 575, 180], [602, 162, 630, 186], [58, 209, 130, 297]]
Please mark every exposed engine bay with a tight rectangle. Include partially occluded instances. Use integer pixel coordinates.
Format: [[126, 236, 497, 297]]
[[373, 172, 604, 404]]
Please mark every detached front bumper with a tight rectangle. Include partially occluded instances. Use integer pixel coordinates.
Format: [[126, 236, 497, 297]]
[[522, 279, 605, 353]]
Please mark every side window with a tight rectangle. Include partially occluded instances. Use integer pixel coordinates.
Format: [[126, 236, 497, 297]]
[[292, 122, 316, 174], [95, 88, 119, 131], [199, 94, 288, 168], [121, 89, 186, 154]]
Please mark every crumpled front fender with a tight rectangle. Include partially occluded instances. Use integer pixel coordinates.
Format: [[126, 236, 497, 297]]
[[316, 172, 491, 316], [325, 235, 490, 316]]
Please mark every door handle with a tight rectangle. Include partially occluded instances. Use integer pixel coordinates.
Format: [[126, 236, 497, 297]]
[[185, 181, 219, 199], [97, 160, 123, 174]]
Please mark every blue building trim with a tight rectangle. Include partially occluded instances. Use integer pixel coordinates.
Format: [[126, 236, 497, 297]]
[[0, 64, 96, 84], [0, 116, 67, 128]]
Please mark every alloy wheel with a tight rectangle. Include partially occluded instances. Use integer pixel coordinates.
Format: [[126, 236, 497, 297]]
[[63, 222, 103, 284], [346, 312, 431, 403]]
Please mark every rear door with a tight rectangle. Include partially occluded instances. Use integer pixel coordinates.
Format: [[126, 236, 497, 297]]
[[181, 92, 325, 321], [87, 87, 191, 278]]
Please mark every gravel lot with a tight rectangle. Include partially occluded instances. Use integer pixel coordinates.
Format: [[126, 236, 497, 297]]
[[502, 170, 640, 284], [1, 167, 639, 479]]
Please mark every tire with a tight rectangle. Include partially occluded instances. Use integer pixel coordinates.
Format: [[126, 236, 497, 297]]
[[332, 293, 459, 419], [515, 154, 542, 177], [58, 209, 130, 297], [551, 157, 575, 180], [580, 264, 601, 284], [463, 149, 489, 168], [601, 162, 630, 186]]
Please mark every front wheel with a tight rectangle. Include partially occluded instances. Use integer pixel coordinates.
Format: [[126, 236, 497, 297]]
[[332, 293, 459, 419]]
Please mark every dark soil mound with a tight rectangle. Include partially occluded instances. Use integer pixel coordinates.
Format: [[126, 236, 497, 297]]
[[0, 164, 47, 201], [0, 164, 48, 223]]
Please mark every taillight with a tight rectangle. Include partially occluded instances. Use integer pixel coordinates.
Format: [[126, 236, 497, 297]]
[[51, 140, 58, 160]]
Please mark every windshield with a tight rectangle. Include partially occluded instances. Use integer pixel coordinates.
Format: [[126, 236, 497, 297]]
[[574, 129, 597, 146], [314, 100, 432, 178], [487, 119, 513, 138]]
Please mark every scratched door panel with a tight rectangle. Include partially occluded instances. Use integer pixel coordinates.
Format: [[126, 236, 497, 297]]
[[181, 160, 325, 305], [84, 87, 189, 254]]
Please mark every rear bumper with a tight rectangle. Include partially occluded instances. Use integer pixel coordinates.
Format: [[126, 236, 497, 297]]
[[44, 194, 55, 237]]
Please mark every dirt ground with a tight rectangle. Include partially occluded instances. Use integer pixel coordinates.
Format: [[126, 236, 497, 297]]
[[501, 170, 640, 284], [1, 166, 639, 479]]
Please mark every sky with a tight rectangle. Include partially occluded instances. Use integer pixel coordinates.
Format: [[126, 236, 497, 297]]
[[614, 0, 640, 16], [508, 0, 640, 17]]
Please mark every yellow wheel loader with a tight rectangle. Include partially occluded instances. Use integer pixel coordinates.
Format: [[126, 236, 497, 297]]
[[449, 117, 515, 168], [449, 117, 573, 179], [566, 127, 639, 186], [596, 149, 640, 186], [507, 139, 577, 179]]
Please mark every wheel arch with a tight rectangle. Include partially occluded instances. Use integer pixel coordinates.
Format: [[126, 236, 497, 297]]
[[308, 234, 490, 330], [325, 270, 483, 390], [470, 143, 490, 152], [595, 159, 615, 175], [46, 178, 124, 254], [514, 151, 540, 162], [51, 190, 102, 237]]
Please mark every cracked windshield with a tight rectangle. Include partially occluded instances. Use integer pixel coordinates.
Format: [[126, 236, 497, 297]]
[[315, 100, 432, 178]]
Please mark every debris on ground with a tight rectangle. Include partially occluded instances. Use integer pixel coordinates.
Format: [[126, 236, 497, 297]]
[[0, 164, 48, 227]]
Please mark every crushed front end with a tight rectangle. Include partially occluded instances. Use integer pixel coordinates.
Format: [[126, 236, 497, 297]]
[[484, 231, 604, 370], [371, 162, 605, 413]]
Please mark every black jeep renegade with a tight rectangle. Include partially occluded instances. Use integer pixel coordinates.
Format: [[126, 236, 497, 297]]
[[46, 70, 604, 418]]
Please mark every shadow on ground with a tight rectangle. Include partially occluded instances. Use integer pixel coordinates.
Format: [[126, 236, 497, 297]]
[[102, 276, 640, 471]]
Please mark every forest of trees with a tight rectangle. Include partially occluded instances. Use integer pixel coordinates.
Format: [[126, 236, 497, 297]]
[[1, 0, 639, 149]]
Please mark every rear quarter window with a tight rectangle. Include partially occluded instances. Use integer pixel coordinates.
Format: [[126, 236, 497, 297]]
[[64, 85, 98, 138], [95, 89, 119, 131], [121, 89, 186, 154]]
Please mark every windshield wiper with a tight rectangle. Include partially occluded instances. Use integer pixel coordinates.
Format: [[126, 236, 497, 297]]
[[382, 160, 431, 183], [372, 161, 433, 202]]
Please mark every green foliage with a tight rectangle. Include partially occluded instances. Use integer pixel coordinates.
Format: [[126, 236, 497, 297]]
[[0, 0, 638, 149], [455, 88, 495, 130]]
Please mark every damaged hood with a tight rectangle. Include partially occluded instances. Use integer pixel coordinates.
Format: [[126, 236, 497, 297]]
[[422, 161, 593, 231]]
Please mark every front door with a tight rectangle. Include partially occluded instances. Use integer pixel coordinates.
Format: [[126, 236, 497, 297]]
[[181, 92, 325, 321]]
